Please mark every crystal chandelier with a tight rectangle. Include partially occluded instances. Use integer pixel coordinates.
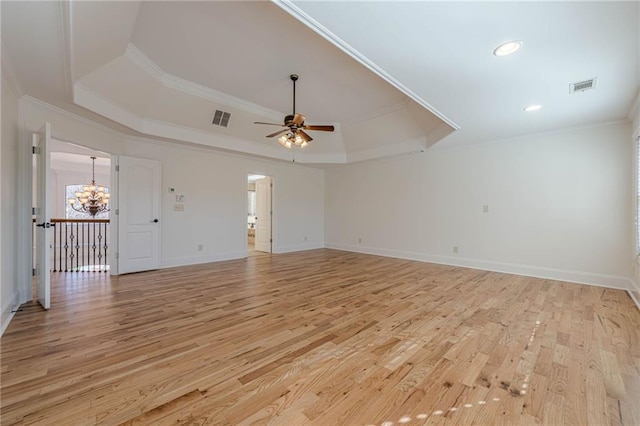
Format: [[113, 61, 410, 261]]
[[67, 156, 110, 217]]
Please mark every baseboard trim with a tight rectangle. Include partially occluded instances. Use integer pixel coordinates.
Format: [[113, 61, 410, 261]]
[[325, 243, 629, 290], [275, 243, 324, 254], [629, 279, 640, 310], [161, 251, 247, 269], [1, 291, 22, 337]]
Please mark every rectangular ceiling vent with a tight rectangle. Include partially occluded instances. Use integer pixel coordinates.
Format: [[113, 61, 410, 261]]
[[212, 110, 231, 127], [570, 78, 597, 94]]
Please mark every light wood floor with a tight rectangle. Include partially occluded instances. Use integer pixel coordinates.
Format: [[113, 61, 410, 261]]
[[1, 249, 639, 425]]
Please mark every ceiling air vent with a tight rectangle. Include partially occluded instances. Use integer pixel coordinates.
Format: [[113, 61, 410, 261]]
[[570, 78, 597, 94], [212, 110, 231, 127]]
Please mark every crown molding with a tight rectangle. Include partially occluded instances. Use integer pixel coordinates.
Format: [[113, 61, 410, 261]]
[[125, 43, 165, 81], [74, 82, 144, 131], [346, 136, 427, 163], [273, 0, 460, 132], [125, 43, 286, 123], [21, 95, 125, 138], [1, 44, 24, 98]]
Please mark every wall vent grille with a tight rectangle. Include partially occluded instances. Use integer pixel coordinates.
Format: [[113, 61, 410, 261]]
[[570, 78, 597, 93], [212, 110, 231, 127]]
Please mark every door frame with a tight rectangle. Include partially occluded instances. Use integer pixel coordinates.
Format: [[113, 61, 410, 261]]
[[17, 131, 122, 304], [247, 172, 276, 254]]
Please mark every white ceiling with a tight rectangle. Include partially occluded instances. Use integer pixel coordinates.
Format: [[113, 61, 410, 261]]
[[2, 1, 638, 163]]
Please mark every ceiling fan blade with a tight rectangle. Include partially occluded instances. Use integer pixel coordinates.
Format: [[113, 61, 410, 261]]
[[298, 130, 313, 142], [254, 121, 285, 126], [303, 125, 335, 132], [266, 129, 289, 138], [292, 113, 306, 125]]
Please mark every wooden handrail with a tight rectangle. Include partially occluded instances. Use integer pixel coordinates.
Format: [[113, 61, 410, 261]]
[[50, 218, 110, 223]]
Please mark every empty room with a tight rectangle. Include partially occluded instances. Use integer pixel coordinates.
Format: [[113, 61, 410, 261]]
[[1, 1, 639, 425]]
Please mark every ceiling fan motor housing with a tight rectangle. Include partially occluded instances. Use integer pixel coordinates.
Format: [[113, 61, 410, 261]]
[[284, 114, 298, 126]]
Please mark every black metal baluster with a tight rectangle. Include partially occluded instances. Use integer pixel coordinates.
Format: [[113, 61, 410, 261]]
[[84, 221, 88, 272], [64, 223, 68, 272], [104, 221, 108, 273], [58, 223, 62, 272], [75, 222, 80, 272], [92, 221, 96, 272], [53, 221, 57, 272], [97, 222, 103, 272]]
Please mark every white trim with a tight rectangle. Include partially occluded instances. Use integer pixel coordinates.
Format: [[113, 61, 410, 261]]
[[1, 291, 21, 337], [74, 83, 144, 131], [161, 251, 247, 269], [275, 243, 324, 254], [73, 83, 347, 164], [21, 96, 331, 169], [325, 243, 630, 290], [125, 43, 287, 123], [1, 44, 24, 98], [272, 0, 460, 132], [629, 279, 640, 311], [124, 43, 165, 81], [347, 137, 427, 163], [16, 110, 33, 304], [22, 95, 124, 137], [427, 119, 630, 153]]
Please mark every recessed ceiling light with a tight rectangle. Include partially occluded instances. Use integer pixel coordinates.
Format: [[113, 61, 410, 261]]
[[493, 40, 523, 57], [524, 104, 542, 112]]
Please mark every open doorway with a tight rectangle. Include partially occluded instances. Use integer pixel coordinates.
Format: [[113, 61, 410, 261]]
[[45, 140, 112, 273], [247, 174, 272, 253]]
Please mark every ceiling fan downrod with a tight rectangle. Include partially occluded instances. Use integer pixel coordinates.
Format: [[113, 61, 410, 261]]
[[290, 74, 298, 116]]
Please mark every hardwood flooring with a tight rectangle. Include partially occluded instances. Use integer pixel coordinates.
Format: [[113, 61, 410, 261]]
[[1, 249, 639, 425]]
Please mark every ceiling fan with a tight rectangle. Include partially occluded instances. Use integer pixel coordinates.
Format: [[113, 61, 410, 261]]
[[254, 74, 334, 149]]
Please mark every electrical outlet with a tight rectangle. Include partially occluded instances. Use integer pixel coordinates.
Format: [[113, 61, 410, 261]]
[[483, 205, 489, 213], [453, 246, 459, 254], [174, 204, 184, 211], [197, 244, 203, 251]]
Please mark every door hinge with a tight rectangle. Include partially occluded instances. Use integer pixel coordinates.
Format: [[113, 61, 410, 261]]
[[270, 238, 272, 243], [32, 146, 40, 154], [32, 268, 36, 277], [270, 183, 273, 188], [115, 165, 119, 172], [115, 209, 119, 215], [115, 252, 119, 259], [270, 210, 273, 215], [32, 207, 37, 215]]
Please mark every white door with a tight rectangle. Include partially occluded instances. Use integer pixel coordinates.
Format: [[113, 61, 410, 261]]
[[255, 177, 272, 253], [34, 123, 52, 309], [117, 156, 161, 274]]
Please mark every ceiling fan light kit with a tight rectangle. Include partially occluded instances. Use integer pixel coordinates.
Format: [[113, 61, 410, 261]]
[[254, 74, 335, 150]]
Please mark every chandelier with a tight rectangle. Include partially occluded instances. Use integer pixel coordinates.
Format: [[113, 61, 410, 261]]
[[67, 156, 110, 217]]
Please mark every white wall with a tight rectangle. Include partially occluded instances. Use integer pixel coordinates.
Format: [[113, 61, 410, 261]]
[[629, 91, 640, 307], [20, 98, 324, 271], [326, 121, 632, 288], [121, 137, 324, 266], [1, 72, 21, 334]]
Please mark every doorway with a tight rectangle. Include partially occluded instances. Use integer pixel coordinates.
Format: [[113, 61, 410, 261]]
[[247, 174, 272, 253]]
